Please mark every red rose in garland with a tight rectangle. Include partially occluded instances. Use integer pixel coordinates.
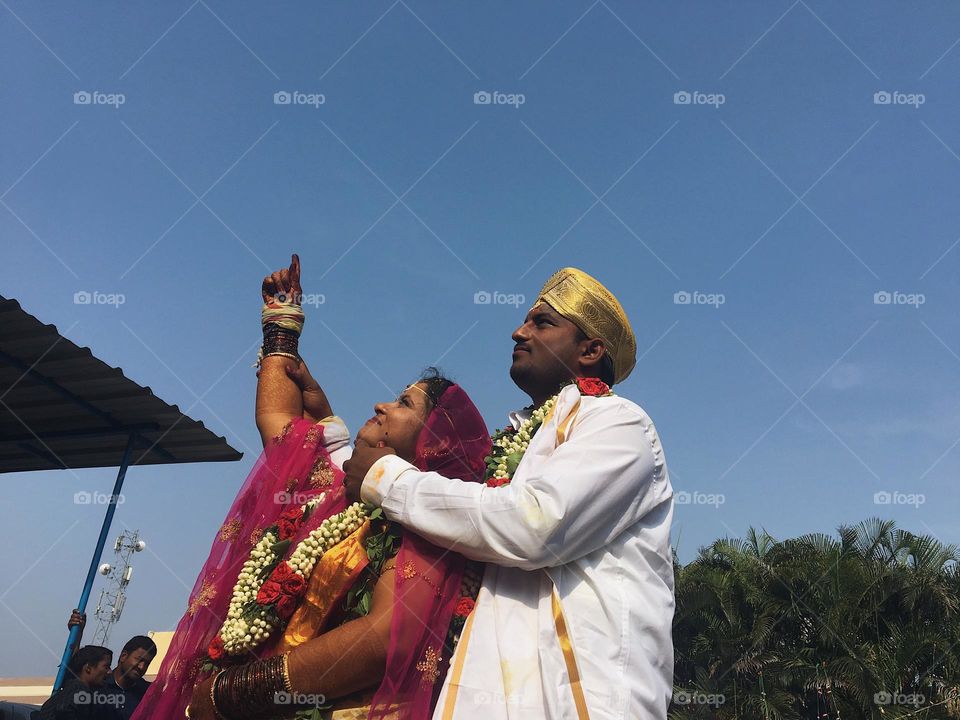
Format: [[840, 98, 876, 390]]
[[455, 597, 475, 617], [207, 634, 224, 661], [256, 580, 281, 605], [276, 594, 298, 620], [277, 507, 305, 540], [576, 377, 610, 397]]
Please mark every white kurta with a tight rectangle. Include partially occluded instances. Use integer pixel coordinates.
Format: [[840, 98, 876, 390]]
[[361, 384, 675, 720]]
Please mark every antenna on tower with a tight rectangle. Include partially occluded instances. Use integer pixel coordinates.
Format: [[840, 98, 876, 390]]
[[92, 529, 145, 647]]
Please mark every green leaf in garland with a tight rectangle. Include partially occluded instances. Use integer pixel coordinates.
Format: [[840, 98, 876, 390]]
[[270, 539, 292, 556], [369, 506, 383, 520], [505, 450, 524, 476]]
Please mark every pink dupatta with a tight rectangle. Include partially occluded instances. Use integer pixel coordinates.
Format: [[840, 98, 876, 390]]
[[131, 417, 349, 720]]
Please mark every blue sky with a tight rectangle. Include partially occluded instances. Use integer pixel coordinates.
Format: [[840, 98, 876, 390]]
[[2, 1, 960, 677]]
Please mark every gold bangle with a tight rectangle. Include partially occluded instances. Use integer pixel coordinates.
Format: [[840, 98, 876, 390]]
[[282, 652, 293, 693], [210, 670, 225, 719]]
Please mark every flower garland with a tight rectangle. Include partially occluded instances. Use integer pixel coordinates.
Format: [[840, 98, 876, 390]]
[[209, 495, 370, 660], [484, 377, 611, 488]]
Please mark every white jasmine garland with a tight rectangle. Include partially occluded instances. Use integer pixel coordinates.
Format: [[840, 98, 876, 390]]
[[487, 393, 559, 485], [215, 495, 371, 656]]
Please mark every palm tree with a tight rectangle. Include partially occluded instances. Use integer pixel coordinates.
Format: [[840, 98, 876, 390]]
[[671, 519, 960, 719]]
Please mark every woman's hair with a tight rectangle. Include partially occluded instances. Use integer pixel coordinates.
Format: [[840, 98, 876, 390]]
[[416, 367, 454, 408], [67, 645, 112, 678]]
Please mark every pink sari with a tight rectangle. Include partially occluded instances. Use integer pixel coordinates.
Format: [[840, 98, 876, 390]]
[[134, 386, 490, 720], [132, 417, 350, 719]]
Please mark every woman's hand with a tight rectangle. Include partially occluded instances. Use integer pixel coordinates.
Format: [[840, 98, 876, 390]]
[[186, 676, 217, 720], [262, 253, 302, 304], [285, 360, 333, 422]]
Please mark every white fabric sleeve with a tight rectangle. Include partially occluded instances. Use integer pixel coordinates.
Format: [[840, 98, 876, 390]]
[[360, 401, 668, 570]]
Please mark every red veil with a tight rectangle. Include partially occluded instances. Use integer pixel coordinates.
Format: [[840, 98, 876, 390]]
[[370, 384, 491, 719], [131, 418, 350, 719], [132, 384, 489, 720]]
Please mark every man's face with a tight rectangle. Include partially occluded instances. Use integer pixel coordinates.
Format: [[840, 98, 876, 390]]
[[86, 656, 112, 686], [117, 648, 154, 683], [510, 302, 583, 399]]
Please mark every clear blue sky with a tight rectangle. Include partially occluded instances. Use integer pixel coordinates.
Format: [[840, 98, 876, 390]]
[[2, 1, 959, 676]]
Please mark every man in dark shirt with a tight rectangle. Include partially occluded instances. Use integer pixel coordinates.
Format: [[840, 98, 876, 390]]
[[99, 636, 156, 720], [38, 645, 121, 720], [65, 613, 157, 720]]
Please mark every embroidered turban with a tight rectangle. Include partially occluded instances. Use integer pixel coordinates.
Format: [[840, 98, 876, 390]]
[[535, 267, 637, 384]]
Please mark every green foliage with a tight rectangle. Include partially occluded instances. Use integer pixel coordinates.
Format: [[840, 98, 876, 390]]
[[672, 519, 960, 719]]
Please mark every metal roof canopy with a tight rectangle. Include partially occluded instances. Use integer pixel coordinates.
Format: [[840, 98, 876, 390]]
[[0, 295, 242, 693], [0, 296, 242, 472]]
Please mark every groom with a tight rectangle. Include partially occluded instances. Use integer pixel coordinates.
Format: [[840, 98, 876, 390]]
[[344, 267, 675, 719]]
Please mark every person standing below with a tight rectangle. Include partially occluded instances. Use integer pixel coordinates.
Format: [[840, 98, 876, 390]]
[[99, 636, 156, 719], [64, 612, 156, 719], [345, 267, 675, 719], [38, 645, 119, 719]]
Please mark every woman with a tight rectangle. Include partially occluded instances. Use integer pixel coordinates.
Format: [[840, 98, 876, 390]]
[[133, 255, 490, 719]]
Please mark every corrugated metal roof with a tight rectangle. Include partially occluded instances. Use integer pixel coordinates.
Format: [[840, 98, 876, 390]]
[[0, 296, 242, 473]]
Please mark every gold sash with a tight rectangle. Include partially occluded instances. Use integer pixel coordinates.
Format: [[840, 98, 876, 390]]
[[275, 519, 373, 652]]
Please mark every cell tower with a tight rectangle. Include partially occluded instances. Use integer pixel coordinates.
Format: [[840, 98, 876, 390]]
[[92, 530, 146, 647]]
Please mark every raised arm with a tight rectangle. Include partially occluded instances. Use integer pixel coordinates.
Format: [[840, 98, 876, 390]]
[[255, 254, 311, 447]]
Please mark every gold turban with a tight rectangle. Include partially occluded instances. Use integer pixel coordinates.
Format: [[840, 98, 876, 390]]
[[535, 267, 637, 384]]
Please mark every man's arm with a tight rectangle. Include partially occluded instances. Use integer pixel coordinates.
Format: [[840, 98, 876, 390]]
[[362, 401, 669, 570]]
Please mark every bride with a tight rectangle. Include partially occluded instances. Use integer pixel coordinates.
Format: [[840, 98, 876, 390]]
[[132, 255, 490, 719]]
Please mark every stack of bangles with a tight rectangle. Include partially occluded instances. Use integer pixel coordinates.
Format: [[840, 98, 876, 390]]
[[186, 653, 293, 718], [258, 301, 305, 366]]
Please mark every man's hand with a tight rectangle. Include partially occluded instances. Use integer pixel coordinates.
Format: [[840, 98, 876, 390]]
[[343, 442, 396, 504], [262, 253, 302, 304], [67, 609, 85, 631]]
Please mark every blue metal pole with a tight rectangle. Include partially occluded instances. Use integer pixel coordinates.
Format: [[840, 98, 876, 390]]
[[52, 433, 136, 694]]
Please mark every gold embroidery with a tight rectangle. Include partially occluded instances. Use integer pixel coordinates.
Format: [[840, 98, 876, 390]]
[[285, 477, 298, 494], [218, 517, 242, 542], [303, 425, 323, 448], [249, 528, 263, 546], [273, 420, 294, 445], [188, 578, 216, 616], [416, 646, 441, 687], [397, 560, 442, 596], [308, 456, 334, 487]]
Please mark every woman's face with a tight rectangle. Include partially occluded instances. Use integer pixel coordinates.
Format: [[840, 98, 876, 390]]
[[356, 382, 433, 462]]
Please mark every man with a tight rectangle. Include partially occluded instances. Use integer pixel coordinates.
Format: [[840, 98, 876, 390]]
[[38, 645, 119, 719], [65, 612, 157, 719], [345, 267, 675, 719]]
